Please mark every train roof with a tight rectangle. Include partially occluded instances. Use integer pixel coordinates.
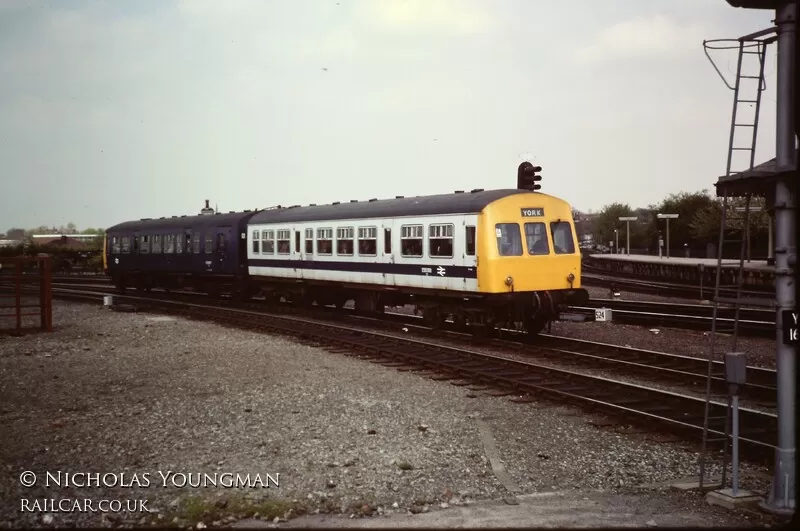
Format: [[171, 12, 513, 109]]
[[106, 211, 259, 233], [250, 189, 550, 224]]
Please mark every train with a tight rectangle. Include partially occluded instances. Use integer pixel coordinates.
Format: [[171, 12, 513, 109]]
[[104, 164, 589, 335]]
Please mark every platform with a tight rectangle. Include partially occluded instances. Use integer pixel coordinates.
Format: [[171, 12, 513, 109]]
[[584, 254, 775, 292]]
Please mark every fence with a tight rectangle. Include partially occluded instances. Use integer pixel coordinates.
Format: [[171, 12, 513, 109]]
[[0, 256, 53, 335]]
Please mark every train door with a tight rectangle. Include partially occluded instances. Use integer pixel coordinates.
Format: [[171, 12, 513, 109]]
[[295, 229, 304, 280], [382, 221, 395, 287], [214, 229, 228, 273]]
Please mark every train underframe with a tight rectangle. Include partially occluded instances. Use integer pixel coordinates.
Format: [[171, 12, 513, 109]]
[[111, 271, 589, 336]]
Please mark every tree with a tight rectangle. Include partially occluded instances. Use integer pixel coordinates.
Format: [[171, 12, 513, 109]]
[[594, 203, 636, 250], [4, 227, 25, 240], [653, 190, 718, 250]]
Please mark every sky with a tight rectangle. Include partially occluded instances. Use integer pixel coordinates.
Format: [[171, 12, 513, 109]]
[[0, 0, 780, 232]]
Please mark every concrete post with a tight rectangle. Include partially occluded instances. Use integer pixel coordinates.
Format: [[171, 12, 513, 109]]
[[762, 1, 796, 516], [626, 221, 631, 255]]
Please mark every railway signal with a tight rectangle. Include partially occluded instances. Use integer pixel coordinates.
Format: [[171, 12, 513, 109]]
[[517, 162, 542, 191]]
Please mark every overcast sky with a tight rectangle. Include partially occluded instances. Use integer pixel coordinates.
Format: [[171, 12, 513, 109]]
[[0, 0, 779, 232]]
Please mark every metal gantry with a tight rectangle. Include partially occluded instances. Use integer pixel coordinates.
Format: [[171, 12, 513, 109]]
[[700, 2, 797, 515], [699, 27, 776, 496]]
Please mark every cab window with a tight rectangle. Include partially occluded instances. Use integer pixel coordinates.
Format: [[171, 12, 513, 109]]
[[524, 223, 549, 255], [550, 222, 576, 254], [495, 223, 522, 256]]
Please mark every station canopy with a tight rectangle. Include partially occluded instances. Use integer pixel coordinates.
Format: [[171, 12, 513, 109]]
[[714, 149, 798, 199]]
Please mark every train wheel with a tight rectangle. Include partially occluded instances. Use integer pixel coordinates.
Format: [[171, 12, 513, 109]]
[[524, 316, 549, 337]]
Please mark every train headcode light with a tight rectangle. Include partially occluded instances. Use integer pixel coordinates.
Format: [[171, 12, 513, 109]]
[[517, 162, 542, 191]]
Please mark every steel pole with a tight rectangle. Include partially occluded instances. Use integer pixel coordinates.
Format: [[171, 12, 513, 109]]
[[768, 215, 774, 260], [732, 393, 740, 497], [615, 230, 619, 254], [626, 220, 631, 255], [763, 1, 796, 516]]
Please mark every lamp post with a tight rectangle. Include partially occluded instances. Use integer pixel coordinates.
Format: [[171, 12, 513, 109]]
[[614, 229, 619, 254], [619, 216, 637, 255], [657, 213, 679, 258]]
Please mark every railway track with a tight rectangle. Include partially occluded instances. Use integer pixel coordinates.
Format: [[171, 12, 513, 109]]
[[570, 298, 775, 338], [44, 282, 779, 403], [50, 286, 778, 461], [46, 277, 776, 337], [365, 311, 777, 405], [582, 269, 774, 302]]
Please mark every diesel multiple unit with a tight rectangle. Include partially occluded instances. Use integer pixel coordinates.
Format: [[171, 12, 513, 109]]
[[105, 181, 588, 335]]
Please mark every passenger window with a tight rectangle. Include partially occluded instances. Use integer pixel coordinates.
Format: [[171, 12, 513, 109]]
[[176, 233, 183, 254], [384, 228, 392, 254], [121, 236, 130, 254], [317, 228, 332, 255], [465, 226, 476, 256], [337, 227, 354, 255], [192, 233, 200, 254], [204, 234, 213, 254], [152, 234, 162, 254], [252, 230, 260, 254], [164, 234, 175, 254], [496, 223, 522, 256], [111, 236, 120, 254], [140, 235, 150, 254], [524, 223, 549, 255], [358, 227, 377, 256], [263, 230, 275, 254], [400, 225, 423, 257], [305, 228, 314, 254], [277, 229, 291, 255], [217, 233, 225, 252], [550, 222, 576, 254], [429, 224, 454, 258]]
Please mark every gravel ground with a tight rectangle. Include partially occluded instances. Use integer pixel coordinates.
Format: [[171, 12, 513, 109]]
[[584, 285, 704, 305], [0, 302, 779, 528]]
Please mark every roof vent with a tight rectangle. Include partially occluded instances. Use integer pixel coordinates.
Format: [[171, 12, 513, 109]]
[[181, 215, 186, 217], [289, 204, 300, 208], [395, 195, 404, 199], [309, 203, 317, 206], [244, 209, 251, 212], [350, 199, 358, 203], [368, 198, 377, 202], [159, 217, 165, 219], [454, 190, 464, 194], [470, 188, 484, 193], [333, 201, 340, 205], [200, 199, 215, 216], [140, 218, 152, 221]]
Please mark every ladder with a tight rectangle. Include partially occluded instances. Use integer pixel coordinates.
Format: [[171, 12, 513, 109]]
[[699, 30, 776, 492]]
